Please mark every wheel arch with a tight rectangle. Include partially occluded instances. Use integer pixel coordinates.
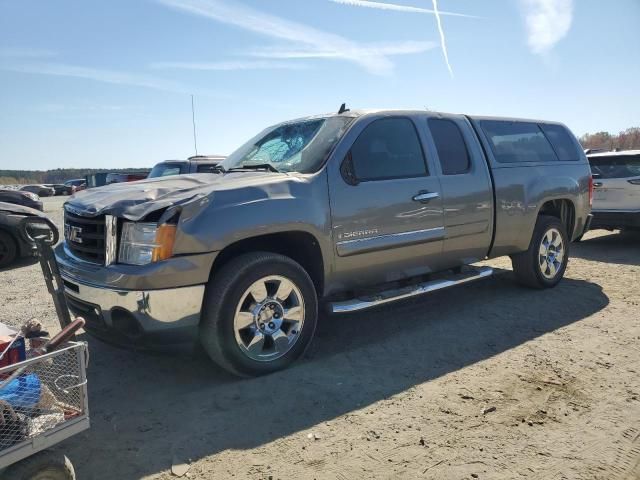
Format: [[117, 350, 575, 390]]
[[537, 198, 576, 239], [209, 231, 325, 297]]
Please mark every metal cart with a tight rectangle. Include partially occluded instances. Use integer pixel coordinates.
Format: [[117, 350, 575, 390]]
[[0, 215, 90, 479], [0, 341, 89, 479]]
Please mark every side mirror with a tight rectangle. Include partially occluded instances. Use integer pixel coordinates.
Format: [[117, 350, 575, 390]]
[[340, 152, 359, 186]]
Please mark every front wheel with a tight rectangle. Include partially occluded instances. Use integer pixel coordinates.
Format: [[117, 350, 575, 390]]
[[200, 252, 318, 377], [511, 215, 569, 289]]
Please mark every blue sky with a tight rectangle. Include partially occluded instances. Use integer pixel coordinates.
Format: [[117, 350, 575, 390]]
[[1, 0, 638, 170]]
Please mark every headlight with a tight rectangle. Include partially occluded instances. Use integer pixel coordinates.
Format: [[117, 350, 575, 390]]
[[25, 192, 39, 201], [118, 222, 177, 265]]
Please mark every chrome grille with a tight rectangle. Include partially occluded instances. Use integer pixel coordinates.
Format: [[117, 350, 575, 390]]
[[63, 210, 107, 264]]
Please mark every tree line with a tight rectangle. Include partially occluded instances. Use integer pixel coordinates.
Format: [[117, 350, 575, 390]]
[[579, 127, 640, 151], [0, 168, 149, 185]]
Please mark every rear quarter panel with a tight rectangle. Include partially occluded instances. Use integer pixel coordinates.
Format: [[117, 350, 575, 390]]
[[469, 117, 592, 257], [489, 164, 591, 256]]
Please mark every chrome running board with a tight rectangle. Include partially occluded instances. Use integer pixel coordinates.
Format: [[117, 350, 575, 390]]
[[330, 266, 494, 314]]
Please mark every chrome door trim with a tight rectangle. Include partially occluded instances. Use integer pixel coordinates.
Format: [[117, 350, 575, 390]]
[[336, 226, 445, 257]]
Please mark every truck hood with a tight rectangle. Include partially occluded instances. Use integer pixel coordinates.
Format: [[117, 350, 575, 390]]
[[63, 172, 294, 221]]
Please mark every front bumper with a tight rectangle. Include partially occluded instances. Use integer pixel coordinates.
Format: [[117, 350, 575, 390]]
[[590, 210, 640, 230], [54, 242, 217, 351], [55, 242, 217, 290], [62, 276, 205, 351]]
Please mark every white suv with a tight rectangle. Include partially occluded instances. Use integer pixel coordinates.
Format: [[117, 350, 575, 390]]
[[587, 150, 640, 231]]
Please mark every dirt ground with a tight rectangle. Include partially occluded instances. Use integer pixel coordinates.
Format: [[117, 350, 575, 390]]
[[1, 196, 638, 480]]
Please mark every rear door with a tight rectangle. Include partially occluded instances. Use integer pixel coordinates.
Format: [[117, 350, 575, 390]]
[[589, 153, 640, 211], [328, 115, 446, 288], [423, 115, 494, 265]]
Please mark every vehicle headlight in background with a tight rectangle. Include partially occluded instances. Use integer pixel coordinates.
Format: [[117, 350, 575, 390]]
[[118, 222, 177, 265], [24, 192, 39, 201]]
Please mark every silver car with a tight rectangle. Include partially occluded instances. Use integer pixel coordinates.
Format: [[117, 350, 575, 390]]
[[588, 150, 640, 231]]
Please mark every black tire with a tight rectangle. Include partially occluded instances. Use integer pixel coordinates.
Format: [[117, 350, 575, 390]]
[[511, 215, 569, 289], [0, 231, 18, 269], [2, 450, 75, 480], [200, 252, 318, 377]]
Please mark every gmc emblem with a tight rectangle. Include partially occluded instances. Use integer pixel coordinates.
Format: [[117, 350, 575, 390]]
[[64, 223, 83, 244]]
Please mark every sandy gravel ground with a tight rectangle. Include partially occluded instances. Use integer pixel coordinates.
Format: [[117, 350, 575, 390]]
[[0, 196, 638, 480]]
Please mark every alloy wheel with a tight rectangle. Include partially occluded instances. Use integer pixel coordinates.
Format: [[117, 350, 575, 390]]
[[539, 228, 564, 279], [233, 275, 305, 362]]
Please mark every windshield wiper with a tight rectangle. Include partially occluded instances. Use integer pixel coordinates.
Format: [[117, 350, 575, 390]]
[[226, 163, 281, 173]]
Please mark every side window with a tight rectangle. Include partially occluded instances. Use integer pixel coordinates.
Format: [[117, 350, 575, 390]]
[[539, 124, 579, 161], [160, 167, 181, 177], [350, 118, 427, 181], [196, 164, 219, 173], [480, 120, 559, 163], [428, 118, 471, 175]]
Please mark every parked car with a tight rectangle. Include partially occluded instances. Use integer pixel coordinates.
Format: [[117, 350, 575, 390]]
[[0, 202, 50, 268], [0, 189, 43, 211], [44, 183, 73, 195], [105, 172, 149, 184], [587, 149, 640, 232], [20, 184, 55, 197], [148, 155, 226, 178], [56, 109, 592, 376], [64, 179, 86, 193]]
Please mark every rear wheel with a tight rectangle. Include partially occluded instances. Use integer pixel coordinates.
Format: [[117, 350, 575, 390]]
[[200, 252, 318, 377], [0, 231, 17, 268], [511, 215, 569, 289]]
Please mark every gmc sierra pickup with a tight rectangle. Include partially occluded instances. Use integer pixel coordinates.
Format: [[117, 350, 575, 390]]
[[55, 109, 593, 376]]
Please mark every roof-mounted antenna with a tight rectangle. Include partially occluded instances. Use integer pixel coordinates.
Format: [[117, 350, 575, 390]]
[[191, 94, 198, 157], [338, 103, 350, 114]]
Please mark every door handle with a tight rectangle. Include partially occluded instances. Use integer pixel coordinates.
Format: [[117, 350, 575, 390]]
[[412, 191, 439, 203], [593, 182, 603, 188]]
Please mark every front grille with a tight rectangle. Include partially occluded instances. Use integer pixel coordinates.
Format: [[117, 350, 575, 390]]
[[64, 211, 106, 264]]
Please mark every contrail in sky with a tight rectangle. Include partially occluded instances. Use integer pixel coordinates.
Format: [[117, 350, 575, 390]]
[[431, 0, 453, 77], [329, 0, 478, 18]]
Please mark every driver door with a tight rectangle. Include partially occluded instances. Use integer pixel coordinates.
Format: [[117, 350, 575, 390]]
[[328, 115, 446, 289]]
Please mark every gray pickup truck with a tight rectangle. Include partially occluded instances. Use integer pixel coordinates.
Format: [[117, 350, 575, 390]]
[[56, 109, 593, 376]]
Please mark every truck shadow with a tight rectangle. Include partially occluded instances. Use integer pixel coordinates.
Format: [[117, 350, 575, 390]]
[[572, 230, 640, 266], [58, 272, 608, 479]]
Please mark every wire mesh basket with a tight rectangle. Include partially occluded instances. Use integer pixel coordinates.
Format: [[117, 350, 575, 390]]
[[0, 341, 89, 470]]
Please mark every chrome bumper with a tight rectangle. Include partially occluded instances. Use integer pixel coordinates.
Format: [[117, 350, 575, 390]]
[[62, 276, 205, 348]]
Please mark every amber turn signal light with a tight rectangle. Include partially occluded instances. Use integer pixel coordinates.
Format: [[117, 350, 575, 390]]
[[152, 224, 177, 262]]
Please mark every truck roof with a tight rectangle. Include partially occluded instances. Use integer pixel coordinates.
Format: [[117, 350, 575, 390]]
[[587, 149, 640, 158], [296, 109, 568, 127], [187, 155, 226, 162], [158, 156, 226, 164]]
